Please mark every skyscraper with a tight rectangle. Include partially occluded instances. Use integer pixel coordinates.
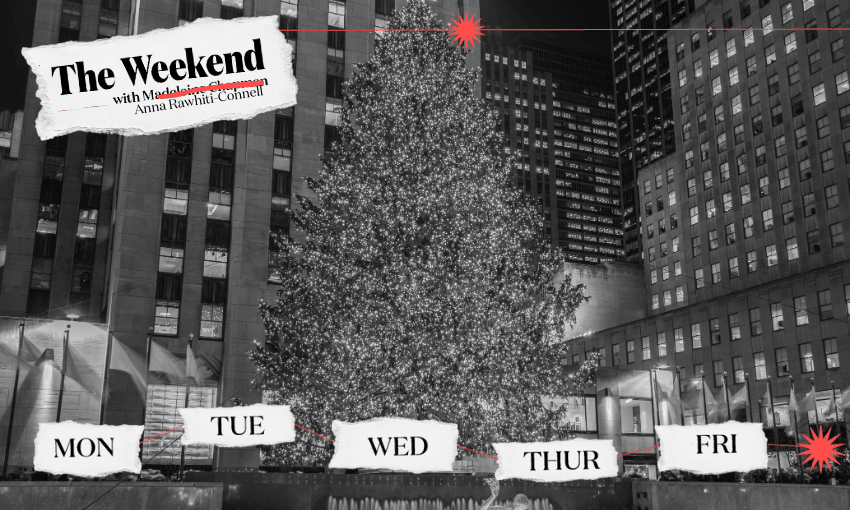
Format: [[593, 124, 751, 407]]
[[609, 0, 695, 261], [483, 34, 624, 263], [564, 0, 850, 471], [0, 0, 479, 471]]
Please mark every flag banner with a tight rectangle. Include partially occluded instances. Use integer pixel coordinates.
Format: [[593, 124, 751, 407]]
[[186, 344, 205, 387], [729, 386, 748, 412], [21, 16, 297, 140], [179, 404, 294, 447], [33, 422, 143, 477], [654, 370, 681, 425], [328, 418, 458, 473], [493, 439, 618, 482], [657, 423, 768, 474], [149, 340, 186, 384], [108, 337, 146, 397]]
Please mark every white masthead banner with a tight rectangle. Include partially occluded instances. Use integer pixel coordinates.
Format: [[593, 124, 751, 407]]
[[22, 16, 297, 140]]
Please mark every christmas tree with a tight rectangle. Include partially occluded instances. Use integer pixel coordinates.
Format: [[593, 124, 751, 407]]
[[251, 0, 596, 466]]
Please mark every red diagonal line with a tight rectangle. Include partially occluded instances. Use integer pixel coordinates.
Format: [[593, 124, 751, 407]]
[[157, 79, 266, 99], [295, 423, 336, 442], [140, 424, 183, 444], [618, 445, 659, 457], [457, 445, 498, 460], [279, 28, 850, 33]]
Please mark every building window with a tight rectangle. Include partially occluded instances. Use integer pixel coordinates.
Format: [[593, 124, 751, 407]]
[[641, 336, 651, 360], [652, 294, 659, 310], [729, 313, 741, 341], [813, 83, 826, 106], [613, 343, 620, 367], [664, 290, 672, 306], [709, 230, 719, 251], [733, 356, 744, 384], [729, 256, 739, 278], [711, 263, 721, 284], [821, 149, 835, 172], [59, 0, 83, 42], [741, 184, 751, 204], [786, 237, 799, 261], [784, 33, 797, 54], [97, 0, 119, 38], [800, 343, 814, 373], [762, 209, 774, 231], [776, 348, 789, 377], [154, 301, 180, 335], [818, 290, 833, 319], [826, 185, 839, 209], [754, 352, 766, 380], [766, 244, 778, 267], [674, 328, 684, 352], [830, 223, 844, 247], [691, 323, 702, 349], [750, 308, 762, 336], [627, 340, 635, 364], [832, 39, 845, 62], [706, 199, 716, 219], [657, 333, 667, 357], [744, 217, 754, 238], [794, 296, 808, 326], [808, 229, 821, 254], [178, 0, 204, 25], [676, 285, 684, 303], [695, 268, 705, 289], [771, 302, 784, 330], [713, 360, 724, 387], [824, 338, 839, 369], [221, 0, 243, 19], [692, 236, 702, 256]]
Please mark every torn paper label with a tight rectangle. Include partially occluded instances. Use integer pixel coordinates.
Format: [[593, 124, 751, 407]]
[[21, 15, 297, 140], [493, 439, 618, 482], [328, 417, 458, 473], [657, 422, 768, 474], [34, 422, 143, 477], [179, 404, 295, 447]]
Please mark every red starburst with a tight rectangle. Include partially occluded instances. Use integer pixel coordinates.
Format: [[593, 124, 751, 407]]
[[798, 426, 845, 472], [449, 12, 484, 49]]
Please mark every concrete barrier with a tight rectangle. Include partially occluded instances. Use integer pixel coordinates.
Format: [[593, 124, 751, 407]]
[[632, 480, 850, 510], [0, 481, 223, 509]]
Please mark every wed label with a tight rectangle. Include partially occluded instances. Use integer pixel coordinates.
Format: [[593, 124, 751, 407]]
[[328, 418, 458, 473], [22, 15, 297, 140]]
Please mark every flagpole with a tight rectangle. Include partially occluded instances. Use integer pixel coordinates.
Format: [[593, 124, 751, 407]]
[[180, 333, 194, 481], [701, 371, 709, 425], [2, 321, 26, 478], [723, 372, 731, 422], [650, 369, 660, 479], [99, 331, 114, 425], [744, 373, 752, 422], [767, 376, 780, 482], [139, 327, 153, 463], [56, 325, 71, 423], [676, 368, 685, 425], [790, 377, 802, 484], [811, 379, 820, 428]]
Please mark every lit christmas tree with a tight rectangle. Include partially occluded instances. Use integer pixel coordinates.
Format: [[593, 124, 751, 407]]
[[251, 0, 597, 466]]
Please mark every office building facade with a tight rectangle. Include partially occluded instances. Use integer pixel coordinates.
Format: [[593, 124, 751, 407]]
[[482, 35, 624, 263], [609, 0, 697, 261], [565, 0, 850, 459], [0, 0, 479, 471]]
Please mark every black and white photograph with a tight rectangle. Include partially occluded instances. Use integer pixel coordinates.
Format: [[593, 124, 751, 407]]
[[1, 0, 850, 509]]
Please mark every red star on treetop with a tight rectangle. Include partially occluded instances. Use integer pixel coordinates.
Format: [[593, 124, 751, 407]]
[[798, 426, 845, 472], [449, 12, 484, 50]]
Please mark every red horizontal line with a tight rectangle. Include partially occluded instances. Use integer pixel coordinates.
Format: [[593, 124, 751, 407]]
[[140, 424, 183, 444], [279, 28, 850, 32], [618, 445, 659, 457], [157, 79, 265, 99], [296, 423, 336, 442], [457, 445, 498, 460]]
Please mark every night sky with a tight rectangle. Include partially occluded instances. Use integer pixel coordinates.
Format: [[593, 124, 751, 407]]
[[480, 0, 612, 55]]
